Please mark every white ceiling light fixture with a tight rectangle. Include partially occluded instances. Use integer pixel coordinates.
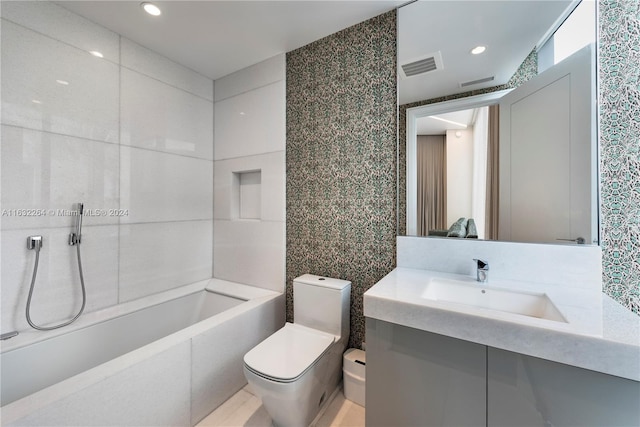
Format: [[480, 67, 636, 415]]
[[471, 45, 487, 55], [89, 51, 104, 58], [141, 2, 162, 17], [56, 79, 69, 85]]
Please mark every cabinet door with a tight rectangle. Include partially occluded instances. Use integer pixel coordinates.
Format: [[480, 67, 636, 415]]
[[488, 347, 640, 427], [366, 318, 486, 427]]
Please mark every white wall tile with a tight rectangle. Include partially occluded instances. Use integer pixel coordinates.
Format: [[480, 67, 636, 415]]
[[213, 220, 284, 292], [396, 236, 603, 290], [214, 151, 285, 222], [191, 296, 285, 425], [8, 342, 191, 426], [121, 68, 214, 160], [1, 1, 120, 63], [1, 20, 119, 143], [1, 225, 119, 333], [121, 38, 213, 100], [214, 80, 285, 160], [119, 221, 213, 302], [1, 125, 119, 230], [120, 146, 213, 223], [214, 54, 285, 102], [239, 171, 262, 219]]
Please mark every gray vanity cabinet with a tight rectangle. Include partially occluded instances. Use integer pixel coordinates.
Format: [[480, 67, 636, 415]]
[[365, 318, 486, 427], [488, 347, 640, 427], [366, 318, 640, 427]]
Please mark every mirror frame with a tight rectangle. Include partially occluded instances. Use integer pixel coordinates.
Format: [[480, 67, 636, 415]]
[[404, 90, 511, 236]]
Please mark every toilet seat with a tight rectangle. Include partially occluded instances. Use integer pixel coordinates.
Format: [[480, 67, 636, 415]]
[[244, 323, 335, 383]]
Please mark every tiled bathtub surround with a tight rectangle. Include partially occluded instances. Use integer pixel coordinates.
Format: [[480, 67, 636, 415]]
[[0, 1, 214, 332], [286, 11, 397, 349], [213, 54, 286, 293]]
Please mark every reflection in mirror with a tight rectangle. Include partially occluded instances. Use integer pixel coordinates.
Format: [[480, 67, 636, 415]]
[[398, 0, 597, 245]]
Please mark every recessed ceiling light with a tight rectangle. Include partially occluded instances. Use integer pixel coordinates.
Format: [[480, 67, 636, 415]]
[[56, 79, 69, 86], [471, 46, 486, 55], [141, 2, 162, 16], [32, 100, 42, 105], [89, 51, 104, 58]]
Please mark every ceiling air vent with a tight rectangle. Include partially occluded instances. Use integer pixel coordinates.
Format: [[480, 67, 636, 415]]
[[400, 51, 443, 79], [460, 76, 495, 88]]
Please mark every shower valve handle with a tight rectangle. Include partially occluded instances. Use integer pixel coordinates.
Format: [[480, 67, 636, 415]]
[[27, 235, 43, 250]]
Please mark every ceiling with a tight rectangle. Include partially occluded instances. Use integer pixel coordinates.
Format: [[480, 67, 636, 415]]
[[55, 1, 576, 99], [57, 0, 405, 80], [398, 0, 574, 105], [416, 108, 476, 135]]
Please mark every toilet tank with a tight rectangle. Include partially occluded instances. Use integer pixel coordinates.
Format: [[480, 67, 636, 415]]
[[293, 274, 351, 341]]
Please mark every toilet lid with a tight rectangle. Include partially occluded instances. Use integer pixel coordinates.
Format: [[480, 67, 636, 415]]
[[244, 323, 335, 382]]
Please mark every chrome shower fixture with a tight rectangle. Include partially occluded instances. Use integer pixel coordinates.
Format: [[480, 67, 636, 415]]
[[69, 202, 84, 246], [25, 202, 87, 331]]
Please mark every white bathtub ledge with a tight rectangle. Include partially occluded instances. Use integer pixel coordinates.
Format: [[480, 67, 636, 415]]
[[1, 279, 281, 353], [1, 280, 211, 353], [207, 278, 282, 300]]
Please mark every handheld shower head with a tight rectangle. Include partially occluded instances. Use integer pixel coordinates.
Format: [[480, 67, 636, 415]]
[[69, 202, 84, 245]]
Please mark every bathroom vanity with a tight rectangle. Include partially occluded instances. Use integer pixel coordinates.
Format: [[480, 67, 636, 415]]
[[364, 238, 640, 427]]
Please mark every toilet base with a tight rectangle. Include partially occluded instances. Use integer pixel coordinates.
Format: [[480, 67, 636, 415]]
[[308, 383, 343, 427], [244, 344, 344, 427]]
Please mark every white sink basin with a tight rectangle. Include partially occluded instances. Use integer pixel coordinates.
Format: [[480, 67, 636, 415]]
[[421, 278, 567, 322]]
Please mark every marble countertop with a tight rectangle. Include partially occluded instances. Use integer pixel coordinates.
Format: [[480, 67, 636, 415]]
[[364, 267, 640, 382]]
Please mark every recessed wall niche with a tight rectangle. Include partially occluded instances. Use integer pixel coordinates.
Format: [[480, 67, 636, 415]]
[[233, 170, 262, 219]]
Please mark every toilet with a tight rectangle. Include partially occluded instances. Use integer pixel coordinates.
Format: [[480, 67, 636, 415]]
[[243, 274, 351, 427]]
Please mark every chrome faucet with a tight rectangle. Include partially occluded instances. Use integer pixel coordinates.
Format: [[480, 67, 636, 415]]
[[473, 259, 489, 283]]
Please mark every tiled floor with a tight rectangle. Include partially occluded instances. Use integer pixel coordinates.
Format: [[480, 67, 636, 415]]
[[196, 385, 365, 427]]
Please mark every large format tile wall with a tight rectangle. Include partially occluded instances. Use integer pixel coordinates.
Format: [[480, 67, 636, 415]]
[[0, 1, 213, 332], [599, 0, 640, 314], [286, 12, 397, 349], [213, 55, 286, 293]]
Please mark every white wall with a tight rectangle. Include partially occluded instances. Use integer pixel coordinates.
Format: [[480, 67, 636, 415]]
[[1, 2, 214, 332], [213, 55, 286, 292], [471, 107, 489, 239], [446, 128, 474, 226]]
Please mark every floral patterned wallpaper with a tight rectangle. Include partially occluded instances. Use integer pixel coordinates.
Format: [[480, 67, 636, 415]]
[[286, 11, 397, 348], [599, 0, 640, 314]]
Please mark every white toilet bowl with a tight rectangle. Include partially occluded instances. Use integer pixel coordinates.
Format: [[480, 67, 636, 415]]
[[243, 275, 351, 427]]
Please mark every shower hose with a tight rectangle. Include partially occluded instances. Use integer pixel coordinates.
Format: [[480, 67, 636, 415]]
[[25, 240, 87, 330]]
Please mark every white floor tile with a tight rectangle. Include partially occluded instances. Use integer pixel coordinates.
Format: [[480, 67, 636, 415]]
[[196, 390, 253, 427], [196, 388, 365, 427]]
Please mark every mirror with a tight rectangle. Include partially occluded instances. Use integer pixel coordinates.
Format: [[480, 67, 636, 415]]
[[397, 0, 598, 245]]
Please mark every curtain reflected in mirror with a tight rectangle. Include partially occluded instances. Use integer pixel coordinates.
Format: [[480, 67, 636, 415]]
[[485, 105, 499, 240], [417, 135, 446, 236], [415, 106, 500, 240]]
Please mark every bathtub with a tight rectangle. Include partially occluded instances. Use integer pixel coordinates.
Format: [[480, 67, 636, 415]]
[[0, 278, 284, 426]]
